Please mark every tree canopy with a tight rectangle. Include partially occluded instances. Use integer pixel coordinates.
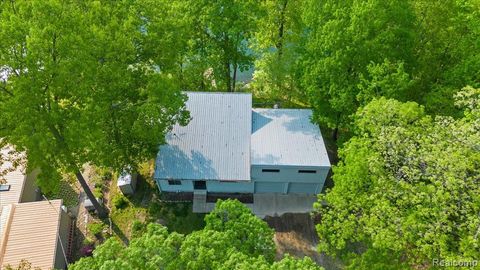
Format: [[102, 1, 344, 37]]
[[300, 0, 480, 138], [0, 0, 189, 215], [69, 200, 323, 270], [314, 87, 480, 269], [251, 0, 305, 102]]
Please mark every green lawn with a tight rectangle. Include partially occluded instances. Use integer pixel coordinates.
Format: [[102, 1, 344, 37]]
[[107, 161, 205, 241]]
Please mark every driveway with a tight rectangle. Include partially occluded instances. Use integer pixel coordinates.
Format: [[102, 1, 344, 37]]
[[193, 193, 317, 218]]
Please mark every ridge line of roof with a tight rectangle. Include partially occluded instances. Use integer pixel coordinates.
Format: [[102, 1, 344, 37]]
[[183, 91, 252, 95], [252, 108, 313, 111], [0, 204, 15, 265]]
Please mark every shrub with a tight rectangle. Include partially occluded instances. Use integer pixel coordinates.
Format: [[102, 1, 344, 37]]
[[87, 222, 105, 236], [148, 201, 162, 216], [80, 245, 94, 257], [102, 171, 112, 181], [112, 194, 129, 210], [131, 220, 146, 238], [93, 187, 103, 199], [93, 177, 104, 188], [82, 237, 95, 246]]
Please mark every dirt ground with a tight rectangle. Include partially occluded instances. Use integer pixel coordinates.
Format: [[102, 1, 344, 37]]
[[264, 213, 342, 270]]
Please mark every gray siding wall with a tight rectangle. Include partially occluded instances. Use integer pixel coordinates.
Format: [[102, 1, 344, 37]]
[[252, 165, 329, 195], [156, 165, 329, 195], [288, 183, 320, 194], [157, 179, 253, 193], [251, 165, 329, 183], [54, 208, 71, 270], [207, 181, 253, 193], [20, 169, 41, 203], [158, 179, 194, 192], [255, 182, 286, 193]]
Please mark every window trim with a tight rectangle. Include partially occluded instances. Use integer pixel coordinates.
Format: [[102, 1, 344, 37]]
[[167, 180, 182, 185], [298, 170, 317, 174], [0, 184, 11, 191], [262, 169, 280, 173]]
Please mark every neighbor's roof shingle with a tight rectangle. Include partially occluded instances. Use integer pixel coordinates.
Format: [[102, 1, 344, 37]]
[[0, 200, 62, 270], [155, 92, 252, 181], [0, 147, 26, 208]]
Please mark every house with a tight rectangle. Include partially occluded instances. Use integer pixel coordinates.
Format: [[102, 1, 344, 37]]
[[0, 200, 71, 270], [154, 92, 330, 214], [0, 146, 72, 270], [0, 146, 40, 206]]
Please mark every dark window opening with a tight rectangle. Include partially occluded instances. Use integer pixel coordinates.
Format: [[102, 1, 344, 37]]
[[194, 180, 207, 190], [0, 184, 11, 191], [168, 180, 182, 185], [262, 169, 280, 173], [298, 170, 317, 174]]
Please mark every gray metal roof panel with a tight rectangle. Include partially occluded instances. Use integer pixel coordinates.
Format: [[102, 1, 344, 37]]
[[155, 92, 252, 181], [251, 109, 330, 167]]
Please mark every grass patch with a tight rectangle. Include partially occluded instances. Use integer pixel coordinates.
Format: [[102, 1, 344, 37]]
[[148, 200, 205, 234], [107, 160, 205, 241], [87, 222, 106, 237]]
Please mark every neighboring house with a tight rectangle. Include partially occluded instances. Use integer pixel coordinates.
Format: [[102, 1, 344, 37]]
[[0, 200, 70, 270], [0, 146, 40, 205], [0, 146, 72, 269], [154, 92, 331, 213]]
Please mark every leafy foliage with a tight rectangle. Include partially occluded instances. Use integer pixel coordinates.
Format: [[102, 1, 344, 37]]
[[4, 260, 41, 270], [301, 0, 416, 133], [87, 222, 106, 237], [205, 199, 276, 261], [180, 0, 261, 92], [70, 200, 323, 270], [315, 87, 480, 268], [251, 0, 305, 102], [301, 0, 480, 135], [0, 0, 189, 213], [111, 193, 129, 210]]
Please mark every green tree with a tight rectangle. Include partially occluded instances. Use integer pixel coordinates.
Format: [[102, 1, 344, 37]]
[[70, 200, 324, 270], [180, 0, 261, 92], [4, 260, 41, 270], [205, 199, 276, 261], [411, 0, 480, 115], [301, 0, 480, 140], [0, 0, 189, 217], [314, 87, 480, 268], [252, 0, 305, 102], [301, 0, 417, 139]]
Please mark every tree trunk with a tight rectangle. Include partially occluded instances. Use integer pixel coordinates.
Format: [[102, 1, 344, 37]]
[[225, 59, 232, 92], [75, 170, 108, 218], [332, 127, 339, 142], [276, 0, 288, 57], [232, 61, 238, 92]]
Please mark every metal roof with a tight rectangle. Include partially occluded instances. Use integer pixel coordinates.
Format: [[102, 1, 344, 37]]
[[251, 109, 330, 167], [155, 92, 252, 181], [0, 200, 62, 270]]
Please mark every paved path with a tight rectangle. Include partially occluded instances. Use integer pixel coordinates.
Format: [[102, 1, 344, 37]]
[[252, 194, 317, 218], [193, 193, 317, 218]]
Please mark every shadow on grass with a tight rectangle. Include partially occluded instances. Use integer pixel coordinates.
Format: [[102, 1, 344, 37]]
[[107, 218, 129, 245], [105, 162, 206, 242]]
